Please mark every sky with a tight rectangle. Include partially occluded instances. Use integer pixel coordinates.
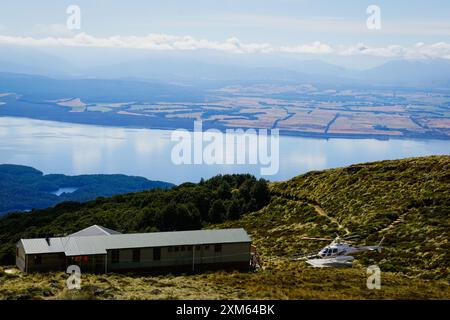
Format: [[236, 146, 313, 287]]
[[0, 0, 449, 66]]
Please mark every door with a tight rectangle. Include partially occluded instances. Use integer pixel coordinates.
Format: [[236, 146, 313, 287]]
[[153, 248, 161, 261]]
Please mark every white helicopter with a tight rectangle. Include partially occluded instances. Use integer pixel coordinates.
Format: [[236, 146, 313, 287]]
[[294, 235, 385, 268]]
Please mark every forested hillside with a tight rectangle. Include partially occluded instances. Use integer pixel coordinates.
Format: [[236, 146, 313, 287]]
[[0, 164, 174, 215], [0, 174, 270, 264]]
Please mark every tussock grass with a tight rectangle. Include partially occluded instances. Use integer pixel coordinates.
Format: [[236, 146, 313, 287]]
[[1, 262, 448, 300]]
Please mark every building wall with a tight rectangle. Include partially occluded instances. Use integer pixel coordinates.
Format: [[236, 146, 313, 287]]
[[19, 252, 107, 274], [66, 254, 107, 274], [15, 242, 26, 272], [25, 252, 66, 273], [107, 242, 251, 272], [16, 241, 251, 274]]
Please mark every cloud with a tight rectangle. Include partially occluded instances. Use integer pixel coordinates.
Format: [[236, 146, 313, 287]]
[[280, 41, 333, 54], [0, 32, 449, 59], [0, 33, 274, 54], [338, 42, 450, 59]]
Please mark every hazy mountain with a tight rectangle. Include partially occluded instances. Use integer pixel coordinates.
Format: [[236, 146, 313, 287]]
[[287, 59, 348, 76], [0, 45, 74, 77], [1, 44, 450, 88], [0, 72, 204, 101], [360, 59, 450, 87], [88, 57, 313, 84]]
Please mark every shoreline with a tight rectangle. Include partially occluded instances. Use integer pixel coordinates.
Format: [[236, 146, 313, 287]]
[[1, 114, 449, 142]]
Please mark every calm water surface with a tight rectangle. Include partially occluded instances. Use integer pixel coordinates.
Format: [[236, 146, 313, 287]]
[[0, 117, 449, 184]]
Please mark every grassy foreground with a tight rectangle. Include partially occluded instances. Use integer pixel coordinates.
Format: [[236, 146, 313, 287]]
[[1, 262, 449, 300]]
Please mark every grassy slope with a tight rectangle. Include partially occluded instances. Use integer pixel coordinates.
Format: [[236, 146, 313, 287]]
[[220, 156, 450, 280], [271, 155, 450, 279], [0, 156, 449, 300]]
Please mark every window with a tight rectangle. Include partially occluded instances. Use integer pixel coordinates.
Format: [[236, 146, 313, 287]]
[[16, 247, 19, 257], [214, 244, 222, 253], [132, 249, 141, 262], [187, 246, 193, 251], [168, 247, 173, 253], [195, 245, 201, 251], [111, 250, 120, 264], [181, 246, 185, 252], [153, 248, 161, 261], [174, 246, 179, 252], [34, 255, 42, 265], [204, 245, 209, 250]]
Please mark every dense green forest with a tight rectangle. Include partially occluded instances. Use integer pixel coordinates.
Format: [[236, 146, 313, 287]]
[[0, 174, 270, 264], [0, 164, 174, 215]]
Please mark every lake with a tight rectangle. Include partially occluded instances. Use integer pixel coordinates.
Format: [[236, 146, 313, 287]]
[[51, 187, 79, 196], [0, 116, 449, 184]]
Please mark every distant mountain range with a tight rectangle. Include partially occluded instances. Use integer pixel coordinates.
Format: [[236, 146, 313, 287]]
[[0, 72, 204, 102], [359, 59, 450, 88], [1, 44, 450, 88], [0, 164, 174, 215]]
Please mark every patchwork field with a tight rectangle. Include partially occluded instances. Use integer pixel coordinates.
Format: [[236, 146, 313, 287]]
[[1, 84, 449, 139]]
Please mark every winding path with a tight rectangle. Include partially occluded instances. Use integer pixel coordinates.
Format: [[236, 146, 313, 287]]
[[274, 191, 350, 235], [378, 212, 407, 234], [310, 203, 350, 235]]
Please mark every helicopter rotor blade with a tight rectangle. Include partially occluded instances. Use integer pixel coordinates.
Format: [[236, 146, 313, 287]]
[[301, 237, 333, 241], [342, 234, 360, 240]]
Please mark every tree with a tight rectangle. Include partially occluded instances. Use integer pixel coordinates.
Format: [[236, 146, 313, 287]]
[[217, 181, 231, 199], [251, 179, 271, 206], [226, 199, 242, 220], [208, 199, 226, 223]]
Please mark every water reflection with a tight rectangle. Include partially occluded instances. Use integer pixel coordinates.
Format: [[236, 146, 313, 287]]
[[0, 117, 449, 184]]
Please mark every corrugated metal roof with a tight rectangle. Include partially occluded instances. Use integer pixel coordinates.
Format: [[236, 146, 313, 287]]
[[64, 237, 107, 256], [20, 228, 251, 256], [68, 225, 121, 237], [20, 238, 65, 255]]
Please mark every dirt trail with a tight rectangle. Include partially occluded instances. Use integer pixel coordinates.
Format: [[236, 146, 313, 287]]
[[273, 191, 351, 235], [311, 204, 350, 235], [378, 212, 407, 234]]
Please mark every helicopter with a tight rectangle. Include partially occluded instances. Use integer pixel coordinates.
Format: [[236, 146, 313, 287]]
[[293, 235, 385, 268]]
